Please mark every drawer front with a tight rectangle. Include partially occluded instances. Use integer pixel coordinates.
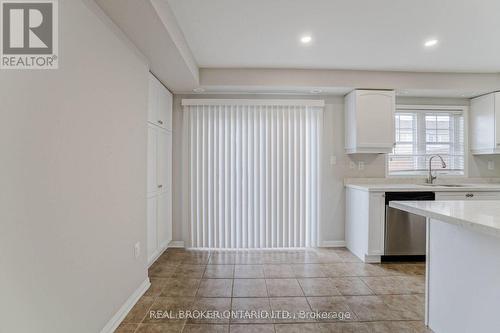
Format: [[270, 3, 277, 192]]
[[435, 192, 500, 200]]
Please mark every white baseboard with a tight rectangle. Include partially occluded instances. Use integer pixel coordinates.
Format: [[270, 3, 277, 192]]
[[320, 240, 347, 248], [168, 240, 185, 248], [364, 254, 382, 263], [100, 277, 150, 333]]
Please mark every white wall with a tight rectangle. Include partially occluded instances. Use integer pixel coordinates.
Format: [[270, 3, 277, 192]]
[[0, 1, 149, 332], [171, 94, 500, 245]]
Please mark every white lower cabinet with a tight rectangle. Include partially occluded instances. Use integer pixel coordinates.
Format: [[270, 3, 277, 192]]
[[346, 188, 500, 263], [147, 72, 173, 265], [157, 190, 172, 250], [147, 195, 158, 261]]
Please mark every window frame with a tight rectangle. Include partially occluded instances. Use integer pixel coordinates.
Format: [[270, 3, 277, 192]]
[[385, 104, 469, 178]]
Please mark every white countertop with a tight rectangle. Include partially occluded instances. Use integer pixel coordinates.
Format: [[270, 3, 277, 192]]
[[389, 200, 500, 238], [345, 182, 500, 192]]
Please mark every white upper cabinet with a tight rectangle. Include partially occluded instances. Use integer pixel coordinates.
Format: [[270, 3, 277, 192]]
[[148, 73, 172, 130], [470, 92, 500, 155], [345, 90, 395, 154]]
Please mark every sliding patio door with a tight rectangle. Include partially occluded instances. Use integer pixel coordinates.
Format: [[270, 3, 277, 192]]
[[182, 100, 323, 248]]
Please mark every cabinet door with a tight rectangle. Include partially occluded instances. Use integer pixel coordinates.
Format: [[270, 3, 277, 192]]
[[148, 74, 158, 124], [157, 85, 172, 130], [157, 191, 172, 249], [471, 94, 495, 151], [157, 129, 172, 193], [356, 90, 395, 149], [147, 124, 158, 195], [147, 195, 158, 263]]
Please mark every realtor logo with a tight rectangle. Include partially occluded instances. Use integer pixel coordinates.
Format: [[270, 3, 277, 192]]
[[1, 0, 58, 69]]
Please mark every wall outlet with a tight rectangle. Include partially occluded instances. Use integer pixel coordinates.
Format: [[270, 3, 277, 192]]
[[134, 242, 141, 259], [358, 161, 365, 171], [488, 161, 495, 170], [330, 155, 337, 165]]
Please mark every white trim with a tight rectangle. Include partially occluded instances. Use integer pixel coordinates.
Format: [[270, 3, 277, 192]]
[[396, 104, 466, 112], [168, 240, 185, 248], [186, 247, 309, 251], [364, 254, 382, 263], [386, 104, 469, 178], [320, 241, 347, 248], [181, 99, 325, 107], [100, 278, 150, 333]]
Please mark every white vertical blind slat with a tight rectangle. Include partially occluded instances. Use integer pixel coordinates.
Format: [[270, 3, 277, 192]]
[[185, 101, 322, 248]]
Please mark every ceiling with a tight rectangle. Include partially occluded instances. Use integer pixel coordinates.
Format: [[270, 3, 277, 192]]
[[167, 0, 500, 73]]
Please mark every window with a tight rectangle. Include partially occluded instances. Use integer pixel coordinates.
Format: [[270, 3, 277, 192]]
[[388, 106, 465, 176]]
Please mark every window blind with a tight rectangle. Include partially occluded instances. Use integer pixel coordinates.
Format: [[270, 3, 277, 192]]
[[388, 108, 465, 176], [182, 100, 323, 248]]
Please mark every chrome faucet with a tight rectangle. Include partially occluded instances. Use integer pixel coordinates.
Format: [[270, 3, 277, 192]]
[[427, 155, 447, 184]]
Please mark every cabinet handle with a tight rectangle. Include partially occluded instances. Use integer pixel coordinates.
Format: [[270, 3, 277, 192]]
[[158, 184, 163, 189], [465, 193, 474, 198], [158, 120, 163, 125]]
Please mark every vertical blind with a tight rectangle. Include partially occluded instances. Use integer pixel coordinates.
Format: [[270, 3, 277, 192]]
[[388, 107, 465, 176], [182, 100, 324, 248]]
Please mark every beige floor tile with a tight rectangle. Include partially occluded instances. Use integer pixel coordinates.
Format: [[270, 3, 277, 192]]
[[291, 264, 327, 278], [298, 278, 341, 296], [306, 296, 357, 321], [230, 298, 272, 323], [203, 265, 235, 279], [114, 323, 138, 333], [188, 298, 231, 324], [160, 279, 200, 297], [381, 294, 425, 320], [182, 324, 229, 333], [234, 265, 264, 278], [266, 278, 304, 297], [321, 263, 388, 277], [361, 276, 425, 294], [269, 297, 313, 323], [145, 278, 168, 297], [229, 324, 274, 333], [209, 254, 238, 264], [122, 296, 155, 323], [318, 322, 372, 333], [379, 263, 426, 276], [135, 322, 185, 333], [197, 279, 233, 297], [331, 277, 373, 296], [345, 295, 419, 321], [149, 262, 179, 278], [144, 297, 194, 323], [275, 323, 325, 333], [172, 265, 207, 279], [233, 279, 268, 297], [366, 321, 432, 333], [263, 264, 295, 278]]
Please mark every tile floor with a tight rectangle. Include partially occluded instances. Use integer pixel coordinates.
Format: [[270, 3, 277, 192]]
[[115, 248, 432, 333]]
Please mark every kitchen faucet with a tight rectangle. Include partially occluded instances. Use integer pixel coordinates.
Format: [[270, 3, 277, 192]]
[[427, 155, 447, 184]]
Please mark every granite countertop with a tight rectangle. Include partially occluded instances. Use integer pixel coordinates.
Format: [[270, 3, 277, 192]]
[[389, 200, 500, 238], [345, 182, 500, 192]]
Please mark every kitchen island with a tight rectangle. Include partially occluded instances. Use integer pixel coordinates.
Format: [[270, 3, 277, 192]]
[[389, 200, 500, 333]]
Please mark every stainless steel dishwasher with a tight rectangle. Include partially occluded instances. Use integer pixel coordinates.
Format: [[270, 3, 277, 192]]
[[384, 192, 435, 257]]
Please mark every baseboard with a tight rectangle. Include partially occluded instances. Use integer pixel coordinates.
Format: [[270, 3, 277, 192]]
[[100, 277, 150, 333], [364, 254, 382, 263], [168, 240, 185, 248], [320, 240, 347, 248]]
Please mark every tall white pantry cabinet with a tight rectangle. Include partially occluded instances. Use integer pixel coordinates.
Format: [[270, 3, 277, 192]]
[[147, 73, 173, 264]]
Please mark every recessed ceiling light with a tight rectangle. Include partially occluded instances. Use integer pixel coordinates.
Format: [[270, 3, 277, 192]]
[[300, 35, 312, 44], [310, 89, 322, 94], [424, 39, 438, 47], [193, 87, 205, 93]]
